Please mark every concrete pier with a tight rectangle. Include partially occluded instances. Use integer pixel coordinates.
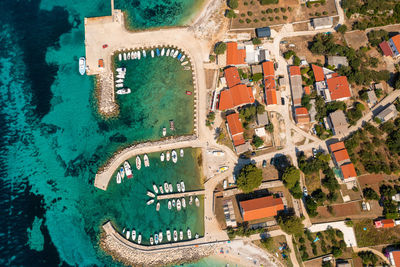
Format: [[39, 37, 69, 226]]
[[157, 190, 205, 200]]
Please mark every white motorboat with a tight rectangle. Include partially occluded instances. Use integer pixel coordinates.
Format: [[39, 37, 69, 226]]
[[153, 184, 159, 194], [147, 191, 155, 198], [180, 55, 186, 62], [177, 183, 181, 192], [116, 74, 125, 79], [156, 202, 160, 211], [169, 183, 173, 192], [195, 233, 199, 239], [138, 234, 142, 244], [126, 230, 130, 239], [79, 57, 86, 75], [116, 172, 121, 184], [124, 161, 133, 178], [171, 150, 178, 163], [164, 182, 169, 193], [116, 88, 131, 95], [173, 230, 178, 242], [115, 79, 124, 83], [132, 229, 136, 241], [160, 152, 165, 162], [136, 155, 141, 170], [119, 167, 125, 178], [142, 50, 146, 57], [116, 83, 124, 88], [168, 200, 172, 209], [137, 51, 141, 60], [161, 48, 165, 56], [116, 67, 126, 72], [172, 199, 176, 207], [151, 50, 154, 58], [182, 197, 186, 208], [195, 197, 200, 207], [150, 236, 154, 245], [118, 54, 122, 61], [159, 186, 164, 194], [170, 49, 175, 57], [154, 234, 159, 245], [127, 52, 131, 60], [162, 127, 167, 137], [166, 49, 170, 56], [187, 229, 192, 239], [179, 230, 183, 240], [123, 53, 127, 60], [147, 199, 154, 205], [189, 196, 193, 205], [122, 228, 126, 234], [159, 232, 163, 243], [166, 151, 170, 161], [131, 51, 135, 59], [177, 199, 181, 211], [180, 149, 184, 157], [181, 61, 188, 66], [144, 154, 150, 167], [173, 50, 179, 58], [167, 230, 171, 241], [181, 181, 185, 192]]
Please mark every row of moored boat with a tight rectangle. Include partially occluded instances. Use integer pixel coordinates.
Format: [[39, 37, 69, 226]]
[[122, 227, 199, 245], [160, 149, 182, 163], [117, 47, 189, 66], [115, 154, 150, 184], [115, 67, 131, 95]]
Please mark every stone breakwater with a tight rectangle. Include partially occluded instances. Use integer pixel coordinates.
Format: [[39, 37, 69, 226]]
[[100, 231, 217, 267]]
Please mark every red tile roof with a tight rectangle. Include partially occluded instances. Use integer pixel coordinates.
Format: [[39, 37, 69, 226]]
[[295, 107, 310, 123], [262, 61, 275, 77], [391, 251, 400, 266], [341, 163, 357, 179], [391, 35, 400, 52], [329, 141, 346, 153], [265, 89, 277, 105], [240, 196, 284, 221], [224, 66, 241, 88], [327, 76, 351, 101], [333, 149, 350, 163], [382, 219, 395, 228], [227, 42, 246, 65], [304, 86, 310, 95], [289, 66, 301, 76], [226, 113, 245, 146], [295, 107, 309, 115], [218, 84, 255, 110], [262, 61, 278, 105], [379, 41, 393, 56], [312, 64, 325, 82]]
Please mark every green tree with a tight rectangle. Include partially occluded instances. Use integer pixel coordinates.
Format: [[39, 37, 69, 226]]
[[256, 104, 265, 114], [252, 37, 262, 45], [337, 24, 347, 34], [363, 187, 379, 200], [252, 135, 264, 148], [282, 166, 300, 189], [214, 42, 227, 55], [251, 73, 263, 82], [225, 9, 236, 18], [301, 94, 311, 110], [293, 55, 301, 66], [358, 251, 378, 265], [265, 123, 274, 133], [228, 0, 239, 9], [237, 164, 263, 193], [277, 214, 304, 235]]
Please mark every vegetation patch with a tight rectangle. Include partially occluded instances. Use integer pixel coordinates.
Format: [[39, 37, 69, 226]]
[[353, 219, 400, 247]]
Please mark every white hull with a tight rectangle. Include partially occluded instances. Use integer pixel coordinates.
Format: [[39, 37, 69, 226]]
[[159, 232, 163, 243], [173, 230, 178, 242], [147, 191, 155, 198], [180, 231, 183, 240], [132, 230, 136, 241], [116, 172, 121, 184], [136, 156, 141, 170], [168, 201, 172, 209], [123, 53, 127, 60], [170, 49, 175, 57], [180, 149, 184, 157], [166, 49, 170, 56], [153, 184, 159, 194], [161, 48, 165, 56], [166, 151, 170, 161], [150, 237, 154, 245], [181, 181, 185, 192], [162, 127, 166, 137], [177, 183, 181, 192], [116, 88, 131, 95], [173, 50, 179, 58], [127, 52, 130, 60], [151, 50, 154, 58], [167, 230, 171, 241], [137, 51, 141, 60], [147, 199, 154, 205], [144, 154, 149, 167], [172, 150, 178, 163], [131, 51, 135, 59], [116, 83, 124, 88], [124, 161, 133, 178], [118, 54, 122, 61], [182, 197, 186, 208], [189, 196, 193, 205], [142, 50, 146, 57], [195, 197, 200, 207], [164, 182, 169, 193], [177, 199, 181, 211], [187, 229, 192, 239], [116, 74, 125, 79], [159, 186, 164, 194], [154, 234, 159, 245], [160, 153, 165, 162], [115, 79, 124, 83], [126, 231, 130, 239], [79, 57, 86, 75], [138, 234, 142, 244], [116, 67, 126, 73], [181, 61, 188, 66], [169, 183, 173, 192], [156, 202, 160, 211], [180, 55, 186, 62]]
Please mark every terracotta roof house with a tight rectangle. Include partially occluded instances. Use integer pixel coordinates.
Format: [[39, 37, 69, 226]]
[[387, 250, 400, 266], [328, 110, 349, 136], [226, 42, 246, 65], [239, 196, 284, 221], [295, 107, 310, 124], [340, 163, 357, 180], [304, 86, 311, 95], [226, 113, 245, 147], [329, 141, 346, 153], [289, 66, 303, 107], [327, 76, 351, 101], [224, 66, 241, 88], [262, 61, 277, 105], [382, 219, 395, 228], [380, 41, 393, 57], [218, 84, 255, 110], [333, 149, 350, 165], [389, 34, 400, 57], [312, 64, 325, 82]]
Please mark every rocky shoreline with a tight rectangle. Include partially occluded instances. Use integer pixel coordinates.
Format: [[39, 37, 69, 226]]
[[100, 231, 216, 267]]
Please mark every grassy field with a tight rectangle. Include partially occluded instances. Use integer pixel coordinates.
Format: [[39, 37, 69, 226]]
[[354, 219, 400, 247], [254, 235, 293, 267]]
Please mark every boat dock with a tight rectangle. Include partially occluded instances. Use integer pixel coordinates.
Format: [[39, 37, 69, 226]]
[[157, 190, 205, 200]]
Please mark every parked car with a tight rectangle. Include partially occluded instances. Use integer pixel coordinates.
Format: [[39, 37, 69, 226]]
[[262, 160, 267, 168], [251, 152, 256, 156], [303, 186, 308, 196], [102, 44, 108, 48], [312, 148, 317, 157], [223, 179, 227, 189], [281, 97, 285, 105]]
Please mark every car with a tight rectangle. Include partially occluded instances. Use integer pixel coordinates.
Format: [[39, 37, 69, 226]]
[[312, 148, 317, 157], [281, 97, 285, 105], [312, 127, 317, 135], [303, 186, 308, 196], [223, 179, 227, 189], [280, 40, 288, 44], [102, 44, 108, 48], [251, 152, 256, 156], [262, 160, 267, 168]]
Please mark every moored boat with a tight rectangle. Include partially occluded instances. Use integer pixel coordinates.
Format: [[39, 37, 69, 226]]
[[156, 202, 160, 211], [126, 230, 130, 239], [173, 50, 179, 58], [150, 236, 154, 245], [167, 230, 171, 241], [119, 167, 125, 178], [173, 230, 178, 242], [144, 154, 150, 167], [79, 57, 86, 75], [116, 74, 125, 79], [172, 199, 176, 207], [147, 199, 154, 205], [169, 120, 175, 130], [189, 196, 193, 205], [181, 61, 188, 66], [182, 197, 186, 208], [160, 152, 165, 162], [161, 48, 165, 56], [137, 51, 141, 60], [166, 48, 170, 56], [154, 234, 159, 244], [147, 191, 155, 198], [180, 149, 184, 157], [177, 199, 181, 211], [195, 233, 199, 239], [185, 91, 192, 95], [170, 49, 175, 57], [159, 232, 163, 243], [180, 181, 185, 192], [187, 229, 192, 239], [156, 48, 160, 56], [118, 54, 122, 61], [177, 183, 181, 192], [115, 79, 124, 83], [138, 234, 142, 244], [123, 53, 127, 60], [177, 53, 182, 60], [159, 186, 164, 194], [116, 88, 131, 95], [195, 197, 200, 207], [179, 230, 183, 240], [116, 83, 124, 88], [151, 50, 154, 58], [162, 127, 167, 137], [124, 161, 133, 178], [116, 67, 126, 73], [142, 50, 146, 57], [122, 228, 126, 234], [132, 229, 136, 241], [116, 172, 121, 184], [153, 184, 159, 194], [127, 52, 130, 60], [136, 156, 141, 170], [168, 200, 172, 209], [164, 182, 169, 193], [169, 183, 173, 192], [166, 151, 170, 161], [180, 55, 186, 62], [172, 150, 178, 163]]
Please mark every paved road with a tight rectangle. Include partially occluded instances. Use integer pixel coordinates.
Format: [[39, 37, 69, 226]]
[[308, 221, 357, 247], [353, 247, 392, 266]]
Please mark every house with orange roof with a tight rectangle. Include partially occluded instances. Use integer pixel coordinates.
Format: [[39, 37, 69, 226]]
[[387, 250, 400, 266], [332, 149, 350, 165], [340, 163, 357, 181], [388, 34, 400, 58], [239, 196, 284, 221], [226, 42, 246, 66], [218, 84, 255, 110], [295, 107, 310, 124], [312, 64, 325, 82], [326, 76, 351, 101], [226, 113, 252, 154], [224, 66, 241, 88], [329, 141, 357, 183], [289, 66, 303, 107], [262, 61, 277, 105], [304, 86, 310, 95], [329, 141, 346, 153]]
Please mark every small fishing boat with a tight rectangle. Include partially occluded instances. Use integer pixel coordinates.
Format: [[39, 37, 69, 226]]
[[116, 67, 126, 73], [181, 181, 185, 192], [185, 91, 192, 95], [122, 228, 126, 234], [195, 233, 199, 239], [116, 83, 124, 88], [132, 229, 136, 241], [147, 199, 154, 205], [172, 199, 176, 207], [116, 88, 131, 95], [126, 230, 130, 239], [177, 183, 181, 192], [159, 186, 164, 194], [159, 232, 163, 243], [137, 51, 141, 60], [164, 182, 169, 193], [168, 200, 172, 209], [153, 184, 159, 194], [180, 149, 184, 157], [120, 167, 125, 178], [167, 230, 171, 241], [116, 172, 121, 184], [181, 61, 188, 66], [173, 50, 179, 58], [123, 53, 127, 60], [187, 229, 192, 239], [118, 54, 122, 61], [166, 151, 171, 161], [195, 197, 200, 207], [177, 199, 181, 211], [136, 156, 141, 170], [169, 183, 173, 192], [162, 127, 167, 137], [127, 52, 131, 60], [179, 230, 183, 240], [115, 79, 124, 83], [116, 74, 125, 79], [177, 53, 182, 60], [156, 202, 160, 211], [154, 234, 159, 244], [189, 196, 193, 205], [131, 51, 135, 59], [172, 150, 178, 163], [182, 197, 186, 208], [169, 120, 175, 131], [144, 154, 150, 167], [151, 50, 154, 58], [184, 66, 191, 71], [138, 234, 142, 244], [170, 49, 175, 57], [160, 152, 165, 162], [156, 48, 160, 56], [161, 48, 165, 56], [124, 161, 133, 178], [142, 50, 146, 57], [180, 55, 186, 62], [173, 230, 178, 242], [166, 48, 170, 56], [150, 236, 154, 245], [147, 191, 155, 198]]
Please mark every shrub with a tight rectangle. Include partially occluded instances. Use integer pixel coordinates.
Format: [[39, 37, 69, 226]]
[[246, 18, 251, 23], [323, 11, 328, 15], [253, 19, 259, 23], [261, 17, 267, 21], [239, 19, 244, 23], [236, 164, 263, 193], [275, 16, 280, 20], [225, 9, 237, 18], [266, 8, 273, 13], [274, 8, 279, 13], [214, 42, 227, 55], [247, 11, 253, 16], [252, 37, 262, 45], [209, 55, 215, 62], [252, 135, 264, 148], [241, 13, 246, 17], [288, 7, 293, 12], [269, 17, 274, 21], [280, 7, 286, 12], [228, 0, 239, 9], [283, 15, 288, 20], [259, 0, 279, 5]]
